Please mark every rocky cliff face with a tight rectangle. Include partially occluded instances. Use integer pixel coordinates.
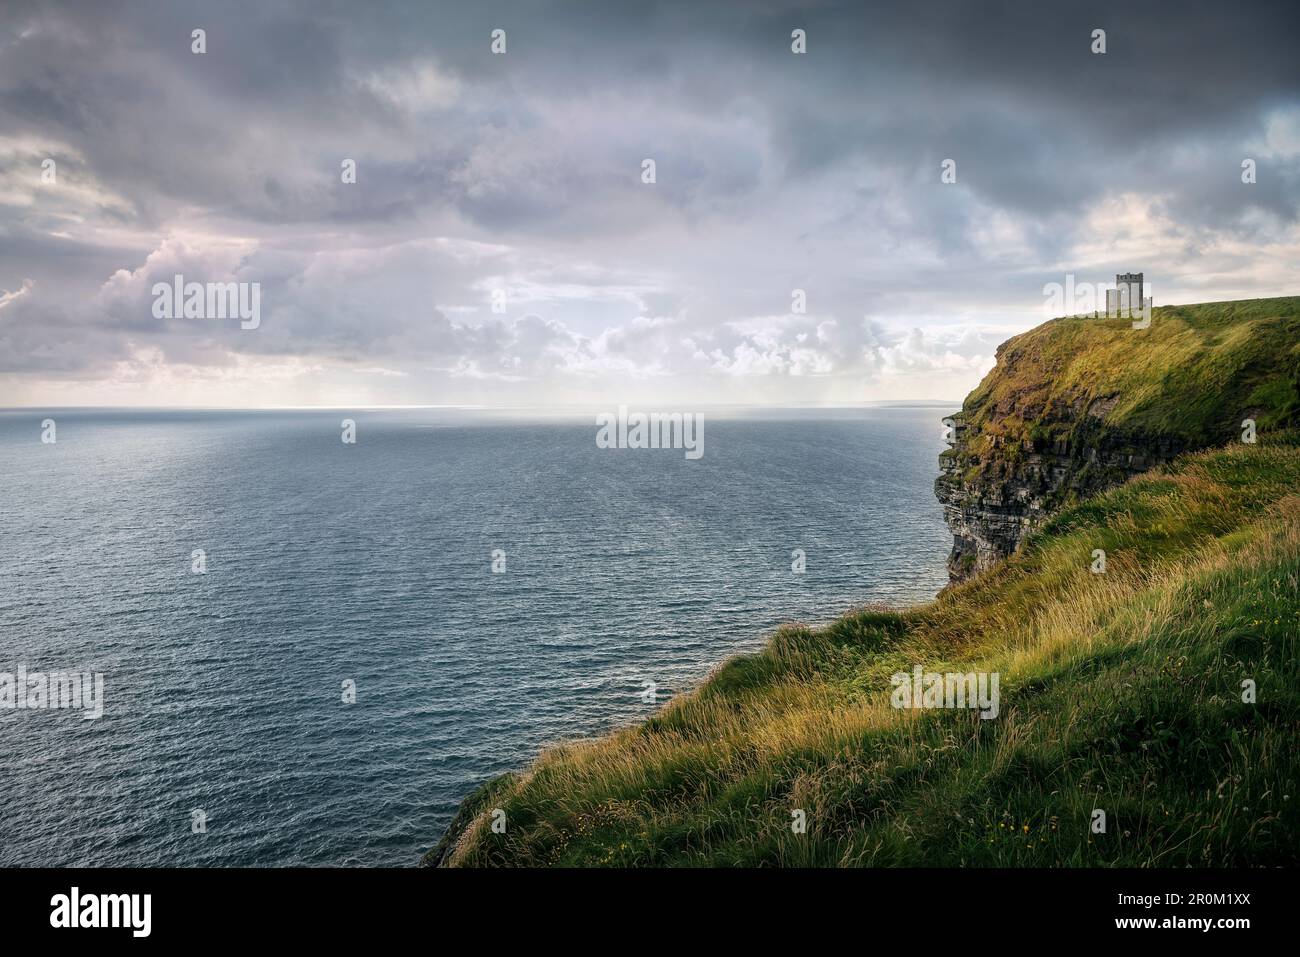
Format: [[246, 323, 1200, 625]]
[[935, 408, 1186, 583]]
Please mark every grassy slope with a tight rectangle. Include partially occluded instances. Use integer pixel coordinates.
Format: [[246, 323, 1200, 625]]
[[439, 299, 1300, 868]]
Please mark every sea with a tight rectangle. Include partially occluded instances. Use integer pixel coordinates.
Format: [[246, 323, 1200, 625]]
[[0, 406, 951, 866]]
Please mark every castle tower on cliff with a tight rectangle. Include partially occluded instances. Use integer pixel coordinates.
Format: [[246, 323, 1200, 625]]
[[1106, 272, 1150, 318]]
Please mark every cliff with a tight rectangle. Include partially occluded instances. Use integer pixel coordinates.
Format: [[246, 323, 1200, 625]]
[[426, 295, 1300, 868], [937, 297, 1300, 582]]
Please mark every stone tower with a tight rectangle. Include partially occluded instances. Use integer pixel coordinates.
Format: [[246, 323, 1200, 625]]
[[1107, 272, 1145, 316], [1116, 272, 1143, 304]]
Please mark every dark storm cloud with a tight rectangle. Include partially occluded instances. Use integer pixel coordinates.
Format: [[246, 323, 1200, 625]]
[[7, 0, 1297, 227], [0, 0, 1297, 401]]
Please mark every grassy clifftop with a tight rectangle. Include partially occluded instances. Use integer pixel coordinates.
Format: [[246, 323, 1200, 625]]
[[950, 296, 1300, 485], [429, 299, 1300, 868]]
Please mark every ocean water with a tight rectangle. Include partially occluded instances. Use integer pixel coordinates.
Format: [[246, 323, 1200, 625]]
[[0, 407, 950, 866]]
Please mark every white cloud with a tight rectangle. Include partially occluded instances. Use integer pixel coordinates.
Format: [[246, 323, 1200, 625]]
[[0, 278, 34, 313], [356, 60, 462, 112]]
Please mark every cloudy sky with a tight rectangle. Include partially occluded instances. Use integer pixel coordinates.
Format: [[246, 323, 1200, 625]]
[[1, 0, 1297, 408]]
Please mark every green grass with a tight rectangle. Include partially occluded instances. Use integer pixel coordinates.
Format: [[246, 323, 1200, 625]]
[[435, 437, 1300, 867]]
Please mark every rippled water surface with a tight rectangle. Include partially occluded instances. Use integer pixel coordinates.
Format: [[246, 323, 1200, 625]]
[[0, 407, 950, 865]]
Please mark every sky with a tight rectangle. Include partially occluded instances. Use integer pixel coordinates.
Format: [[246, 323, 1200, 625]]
[[0, 0, 1297, 408]]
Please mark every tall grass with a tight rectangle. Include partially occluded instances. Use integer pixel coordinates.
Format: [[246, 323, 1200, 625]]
[[434, 437, 1300, 867]]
